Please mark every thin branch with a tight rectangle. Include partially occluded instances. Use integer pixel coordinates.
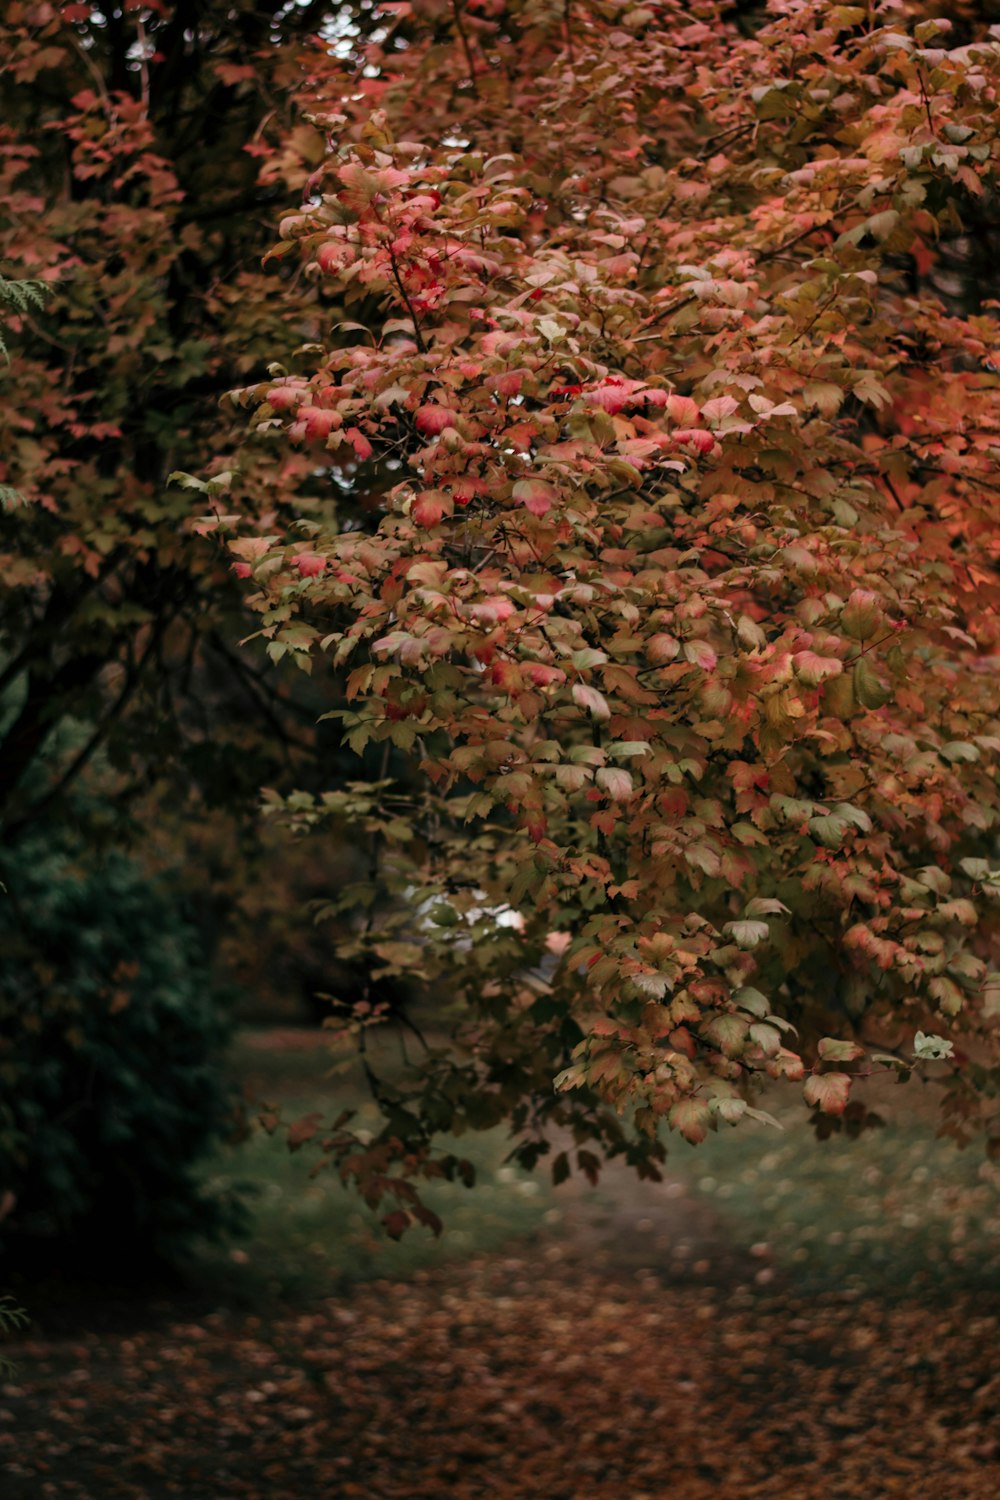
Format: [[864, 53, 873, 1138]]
[[0, 548, 127, 700], [451, 1, 480, 98], [4, 620, 169, 834], [383, 243, 428, 354]]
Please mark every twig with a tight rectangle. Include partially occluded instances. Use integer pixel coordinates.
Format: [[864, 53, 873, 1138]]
[[451, 1, 480, 98], [387, 245, 428, 354]]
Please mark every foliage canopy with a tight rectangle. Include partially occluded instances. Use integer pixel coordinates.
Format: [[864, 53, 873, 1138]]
[[217, 0, 1000, 1231]]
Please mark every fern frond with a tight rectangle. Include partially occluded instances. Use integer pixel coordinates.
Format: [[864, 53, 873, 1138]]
[[0, 1297, 28, 1336], [0, 273, 52, 358], [0, 484, 28, 511], [0, 275, 50, 316]]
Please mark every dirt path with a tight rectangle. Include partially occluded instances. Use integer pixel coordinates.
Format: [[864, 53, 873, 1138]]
[[3, 1228, 997, 1499]]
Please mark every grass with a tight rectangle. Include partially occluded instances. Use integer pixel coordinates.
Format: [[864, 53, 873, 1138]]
[[193, 1029, 552, 1301], [676, 1097, 1000, 1299], [191, 1028, 1000, 1310]]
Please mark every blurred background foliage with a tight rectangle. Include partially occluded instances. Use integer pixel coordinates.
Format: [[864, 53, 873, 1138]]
[[0, 804, 245, 1261]]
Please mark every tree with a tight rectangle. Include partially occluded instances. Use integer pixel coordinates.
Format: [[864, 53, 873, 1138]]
[[0, 0, 368, 837], [220, 0, 1000, 1234]]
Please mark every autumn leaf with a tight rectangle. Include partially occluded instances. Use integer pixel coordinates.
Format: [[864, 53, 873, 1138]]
[[572, 683, 611, 720], [596, 767, 634, 801], [817, 1037, 864, 1064], [841, 590, 882, 641], [196, 0, 1000, 1205], [669, 1098, 711, 1144], [512, 478, 557, 516], [793, 651, 842, 686], [803, 1073, 852, 1115]]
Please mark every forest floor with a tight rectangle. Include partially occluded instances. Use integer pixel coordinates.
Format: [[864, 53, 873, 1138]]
[[1, 1028, 998, 1499]]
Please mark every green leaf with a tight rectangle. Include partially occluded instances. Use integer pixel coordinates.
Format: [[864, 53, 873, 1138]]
[[709, 1096, 747, 1126], [167, 471, 207, 492], [940, 741, 979, 764], [702, 1013, 748, 1058], [817, 1037, 864, 1063], [748, 1021, 782, 1057], [608, 741, 651, 759], [205, 470, 235, 496], [745, 896, 790, 917], [809, 814, 848, 848], [866, 209, 900, 243], [853, 372, 892, 410], [928, 976, 964, 1016], [734, 987, 771, 1019], [853, 657, 891, 710], [913, 1031, 954, 1061], [751, 84, 799, 121], [724, 919, 769, 951]]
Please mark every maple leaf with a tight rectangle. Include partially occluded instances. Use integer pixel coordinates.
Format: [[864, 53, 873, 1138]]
[[412, 492, 451, 527]]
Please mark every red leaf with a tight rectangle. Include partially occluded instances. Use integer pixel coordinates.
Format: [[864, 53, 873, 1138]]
[[346, 426, 373, 461], [382, 1209, 411, 1240], [287, 1112, 323, 1149], [672, 428, 716, 454], [412, 491, 452, 527], [512, 478, 557, 516], [415, 405, 459, 435], [292, 553, 326, 577], [665, 394, 700, 424]]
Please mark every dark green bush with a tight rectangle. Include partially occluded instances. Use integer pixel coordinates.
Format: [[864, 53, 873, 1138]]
[[0, 827, 245, 1265]]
